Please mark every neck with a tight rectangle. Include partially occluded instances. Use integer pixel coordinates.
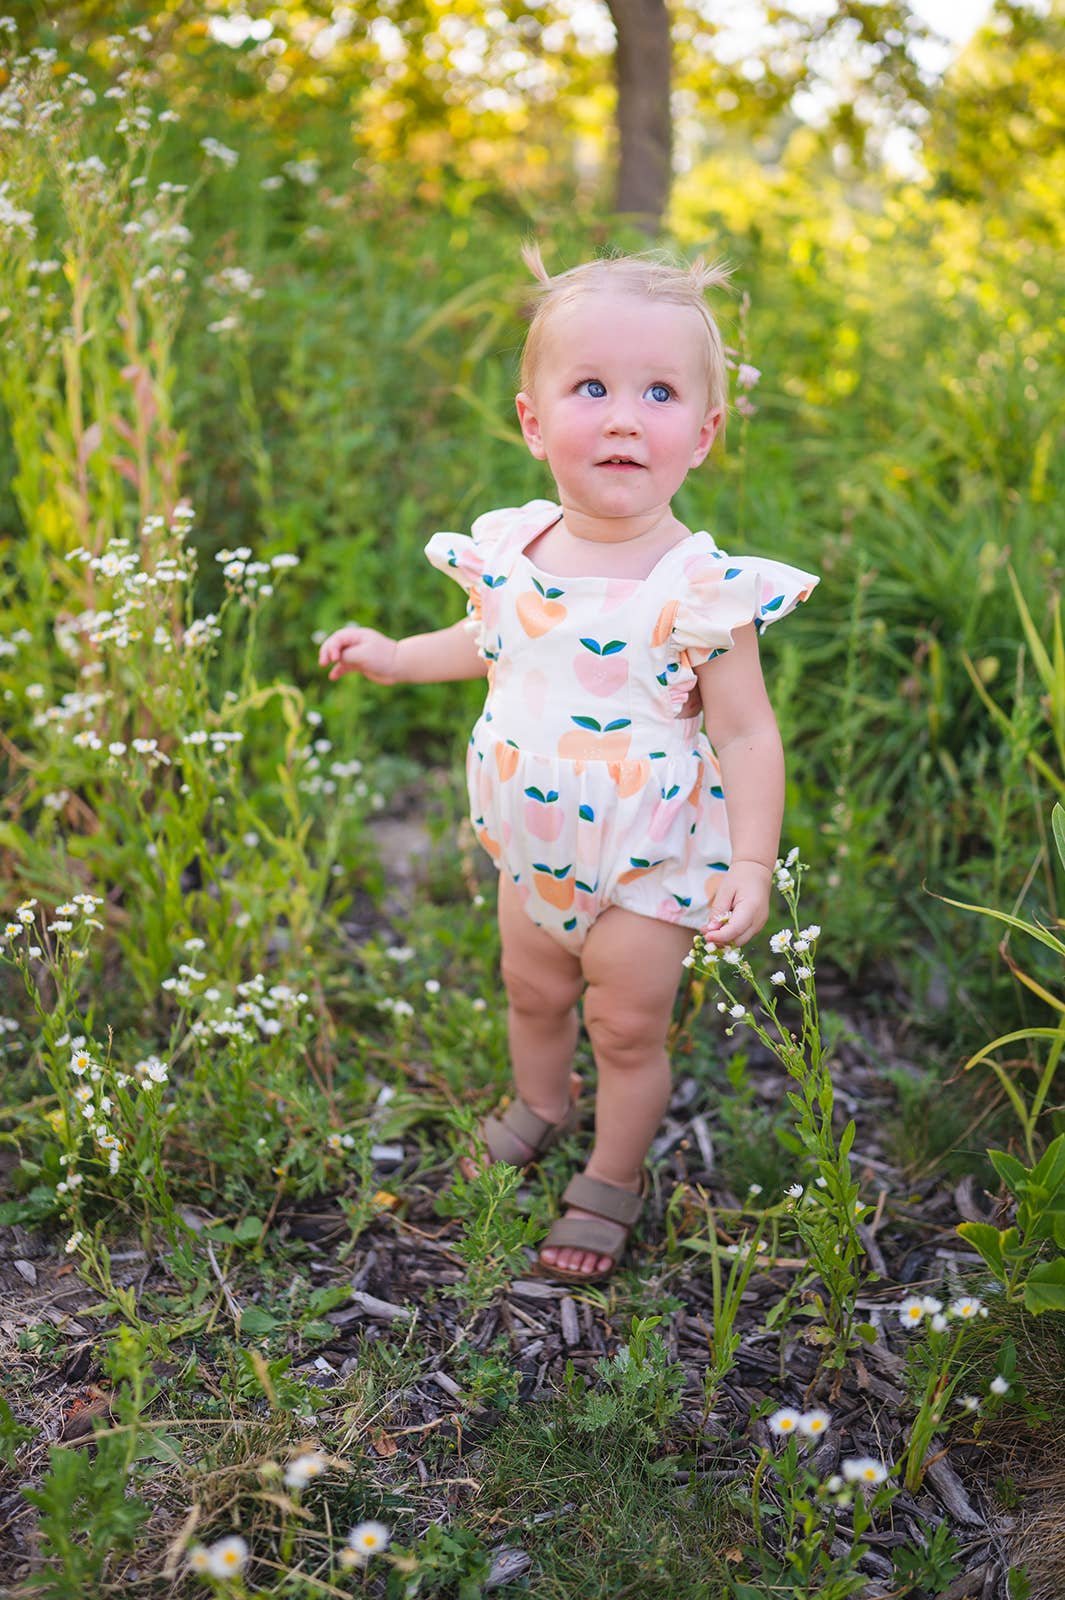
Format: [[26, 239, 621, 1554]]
[[559, 504, 677, 546]]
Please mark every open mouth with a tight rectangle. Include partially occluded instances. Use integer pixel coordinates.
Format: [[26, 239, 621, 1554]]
[[598, 457, 644, 468]]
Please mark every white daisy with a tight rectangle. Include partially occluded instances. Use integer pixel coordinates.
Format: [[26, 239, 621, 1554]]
[[204, 1534, 249, 1577], [841, 1457, 888, 1485]]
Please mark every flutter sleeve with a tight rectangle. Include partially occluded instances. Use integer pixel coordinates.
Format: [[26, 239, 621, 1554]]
[[424, 501, 557, 656], [670, 548, 819, 667], [424, 514, 502, 653]]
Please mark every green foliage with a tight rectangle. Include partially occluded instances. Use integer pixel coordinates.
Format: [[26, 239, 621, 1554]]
[[889, 1519, 963, 1595], [731, 1440, 899, 1600], [436, 1141, 543, 1319], [20, 1327, 157, 1599], [565, 1315, 685, 1449], [959, 1133, 1065, 1314], [0, 1395, 33, 1468], [939, 802, 1065, 1162], [691, 858, 878, 1367], [20, 1443, 151, 1599], [2, 10, 1065, 1594]]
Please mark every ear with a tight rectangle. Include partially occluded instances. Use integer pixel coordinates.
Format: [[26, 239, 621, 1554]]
[[690, 407, 724, 469], [515, 392, 546, 461]]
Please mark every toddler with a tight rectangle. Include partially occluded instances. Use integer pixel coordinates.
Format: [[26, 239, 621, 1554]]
[[320, 247, 817, 1281]]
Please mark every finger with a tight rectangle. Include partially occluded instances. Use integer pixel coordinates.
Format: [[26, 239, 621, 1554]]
[[718, 902, 766, 947]]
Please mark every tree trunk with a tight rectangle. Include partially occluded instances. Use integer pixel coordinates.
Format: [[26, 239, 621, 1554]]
[[604, 0, 672, 232]]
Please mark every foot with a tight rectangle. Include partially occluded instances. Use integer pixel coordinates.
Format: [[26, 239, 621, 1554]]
[[458, 1073, 581, 1182], [537, 1169, 644, 1280]]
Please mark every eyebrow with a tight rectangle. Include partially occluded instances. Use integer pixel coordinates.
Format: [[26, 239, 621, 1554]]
[[563, 364, 691, 381]]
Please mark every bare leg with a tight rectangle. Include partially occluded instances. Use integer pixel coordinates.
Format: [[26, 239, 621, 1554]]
[[538, 909, 692, 1278], [460, 874, 584, 1177]]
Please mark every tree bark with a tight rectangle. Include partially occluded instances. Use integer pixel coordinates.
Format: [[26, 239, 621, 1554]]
[[604, 0, 672, 232]]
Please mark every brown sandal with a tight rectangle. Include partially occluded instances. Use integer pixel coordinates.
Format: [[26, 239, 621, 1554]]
[[461, 1089, 582, 1178], [535, 1170, 648, 1282]]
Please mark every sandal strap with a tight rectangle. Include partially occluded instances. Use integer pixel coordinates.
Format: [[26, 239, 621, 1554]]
[[560, 1171, 646, 1226], [482, 1096, 579, 1166], [541, 1215, 627, 1262]]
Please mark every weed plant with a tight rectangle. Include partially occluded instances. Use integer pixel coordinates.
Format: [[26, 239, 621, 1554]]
[[2, 14, 1064, 1600]]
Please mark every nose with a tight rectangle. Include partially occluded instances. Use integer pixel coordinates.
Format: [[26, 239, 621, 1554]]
[[604, 396, 640, 435]]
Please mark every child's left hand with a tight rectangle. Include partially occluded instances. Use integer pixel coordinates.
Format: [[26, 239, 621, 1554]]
[[702, 860, 773, 947]]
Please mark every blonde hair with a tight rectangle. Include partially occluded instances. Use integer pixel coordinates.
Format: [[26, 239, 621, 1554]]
[[519, 243, 732, 420]]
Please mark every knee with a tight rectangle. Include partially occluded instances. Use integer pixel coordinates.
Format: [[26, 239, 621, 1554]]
[[502, 959, 582, 1020], [582, 987, 663, 1067]]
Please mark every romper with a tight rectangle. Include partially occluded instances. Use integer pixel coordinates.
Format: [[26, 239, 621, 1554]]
[[426, 500, 818, 952]]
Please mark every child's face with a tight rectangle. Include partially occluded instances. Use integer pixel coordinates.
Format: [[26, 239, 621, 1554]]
[[515, 291, 721, 528]]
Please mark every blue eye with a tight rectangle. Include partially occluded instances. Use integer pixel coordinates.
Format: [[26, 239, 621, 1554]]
[[577, 379, 607, 398], [646, 383, 672, 403]]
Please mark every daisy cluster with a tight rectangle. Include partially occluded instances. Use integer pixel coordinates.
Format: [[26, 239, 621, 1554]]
[[162, 947, 310, 1044], [53, 1015, 166, 1186], [0, 33, 192, 284], [184, 1516, 388, 1580], [216, 545, 299, 604], [25, 513, 300, 769], [0, 42, 67, 147], [1, 893, 102, 962], [0, 624, 31, 660], [896, 1292, 988, 1333], [57, 1033, 132, 1180], [767, 1406, 891, 1494], [62, 512, 195, 645], [204, 264, 264, 335], [687, 849, 819, 999], [766, 918, 821, 988], [291, 738, 382, 806]]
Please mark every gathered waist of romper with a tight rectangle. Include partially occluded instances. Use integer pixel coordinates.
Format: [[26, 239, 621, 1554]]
[[474, 715, 708, 766]]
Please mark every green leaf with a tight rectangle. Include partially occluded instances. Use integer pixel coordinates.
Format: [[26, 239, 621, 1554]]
[[0, 822, 32, 856], [989, 1148, 1030, 1197], [933, 891, 1065, 959], [235, 1216, 265, 1243], [1053, 804, 1065, 874], [999, 1226, 1025, 1261], [307, 1283, 354, 1315], [239, 1305, 281, 1335], [1022, 1258, 1065, 1315], [1029, 1133, 1065, 1197], [301, 1319, 335, 1343], [956, 1221, 1006, 1278], [135, 1431, 184, 1465]]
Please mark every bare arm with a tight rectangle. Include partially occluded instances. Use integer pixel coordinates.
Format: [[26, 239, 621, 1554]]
[[695, 624, 784, 945], [319, 618, 488, 686]]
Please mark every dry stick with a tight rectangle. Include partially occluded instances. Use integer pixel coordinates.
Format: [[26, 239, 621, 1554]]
[[203, 1240, 242, 1327]]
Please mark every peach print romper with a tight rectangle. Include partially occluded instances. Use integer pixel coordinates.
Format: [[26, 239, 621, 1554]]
[[426, 500, 818, 952]]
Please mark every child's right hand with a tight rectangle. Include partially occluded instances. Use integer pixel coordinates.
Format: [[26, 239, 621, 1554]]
[[318, 625, 400, 685]]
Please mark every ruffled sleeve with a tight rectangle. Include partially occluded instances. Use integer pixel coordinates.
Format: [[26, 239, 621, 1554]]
[[670, 547, 818, 667], [424, 501, 559, 655]]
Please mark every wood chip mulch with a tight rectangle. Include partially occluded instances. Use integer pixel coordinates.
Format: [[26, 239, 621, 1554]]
[[0, 977, 1059, 1598]]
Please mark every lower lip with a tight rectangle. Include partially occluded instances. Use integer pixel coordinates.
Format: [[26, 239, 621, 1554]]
[[598, 462, 643, 471]]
